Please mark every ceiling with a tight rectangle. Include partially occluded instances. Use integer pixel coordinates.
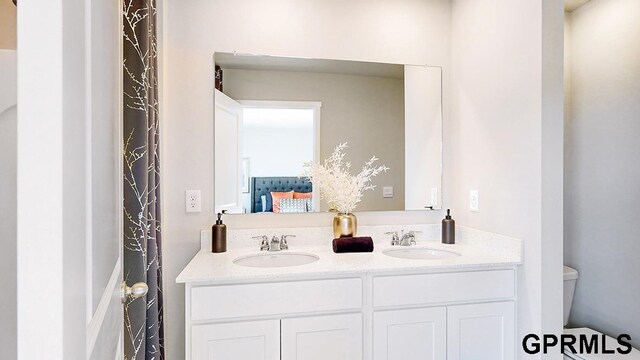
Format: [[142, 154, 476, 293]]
[[215, 52, 404, 79], [565, 0, 590, 12]]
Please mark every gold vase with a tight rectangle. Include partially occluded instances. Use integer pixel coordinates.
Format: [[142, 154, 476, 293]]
[[333, 213, 357, 238]]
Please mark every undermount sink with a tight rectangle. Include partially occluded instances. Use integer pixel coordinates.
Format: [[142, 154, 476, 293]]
[[233, 252, 319, 268], [383, 247, 461, 260]]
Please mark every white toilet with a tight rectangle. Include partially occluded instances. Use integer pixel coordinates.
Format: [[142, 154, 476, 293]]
[[563, 266, 640, 359]]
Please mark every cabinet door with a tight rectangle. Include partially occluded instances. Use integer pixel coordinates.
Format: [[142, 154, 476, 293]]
[[191, 320, 280, 360], [281, 313, 362, 360], [373, 307, 446, 360], [447, 301, 515, 360]]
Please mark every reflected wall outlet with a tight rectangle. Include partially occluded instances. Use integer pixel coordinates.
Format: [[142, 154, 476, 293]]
[[431, 188, 438, 207], [469, 190, 479, 212], [185, 190, 202, 213], [383, 186, 394, 198]]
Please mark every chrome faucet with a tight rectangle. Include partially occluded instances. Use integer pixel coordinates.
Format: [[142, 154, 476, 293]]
[[269, 236, 282, 251], [254, 234, 295, 251], [386, 230, 421, 246], [400, 231, 419, 246]]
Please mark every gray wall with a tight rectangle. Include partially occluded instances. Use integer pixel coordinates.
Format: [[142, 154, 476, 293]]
[[564, 0, 640, 348], [0, 50, 16, 360], [223, 68, 405, 211]]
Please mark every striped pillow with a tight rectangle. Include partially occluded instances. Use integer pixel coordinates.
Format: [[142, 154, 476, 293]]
[[279, 198, 309, 213]]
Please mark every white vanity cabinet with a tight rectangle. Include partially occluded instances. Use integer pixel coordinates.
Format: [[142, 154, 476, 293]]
[[183, 268, 517, 360], [191, 313, 362, 360], [373, 307, 447, 360], [447, 301, 515, 360], [191, 320, 280, 360], [372, 302, 515, 360], [370, 269, 516, 360], [185, 277, 364, 360], [281, 313, 363, 360]]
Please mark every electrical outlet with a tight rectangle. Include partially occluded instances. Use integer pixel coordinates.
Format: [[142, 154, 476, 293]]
[[185, 190, 202, 213], [383, 186, 394, 198], [430, 188, 438, 207], [470, 190, 479, 212]]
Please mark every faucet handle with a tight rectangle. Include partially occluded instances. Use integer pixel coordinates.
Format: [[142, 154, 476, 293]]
[[385, 231, 400, 245], [407, 231, 422, 245], [280, 235, 295, 250], [253, 235, 269, 251], [409, 233, 417, 246]]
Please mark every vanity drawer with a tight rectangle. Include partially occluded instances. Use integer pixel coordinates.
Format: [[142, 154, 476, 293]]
[[372, 269, 515, 308], [190, 278, 363, 321]]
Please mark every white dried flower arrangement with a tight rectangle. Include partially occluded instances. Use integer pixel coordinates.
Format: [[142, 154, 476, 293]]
[[303, 142, 389, 214]]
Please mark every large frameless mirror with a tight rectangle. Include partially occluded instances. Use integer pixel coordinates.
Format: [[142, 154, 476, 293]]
[[213, 52, 442, 215]]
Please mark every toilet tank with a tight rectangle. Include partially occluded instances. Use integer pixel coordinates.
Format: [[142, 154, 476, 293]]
[[563, 266, 579, 326]]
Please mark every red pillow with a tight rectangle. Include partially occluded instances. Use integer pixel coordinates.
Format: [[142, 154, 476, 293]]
[[293, 192, 313, 199], [271, 191, 294, 213]]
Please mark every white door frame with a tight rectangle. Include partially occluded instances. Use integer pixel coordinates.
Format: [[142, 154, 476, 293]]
[[238, 100, 322, 212], [238, 100, 321, 164], [85, 0, 125, 356]]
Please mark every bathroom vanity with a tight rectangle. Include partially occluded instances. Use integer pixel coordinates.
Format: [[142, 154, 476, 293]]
[[177, 225, 521, 360]]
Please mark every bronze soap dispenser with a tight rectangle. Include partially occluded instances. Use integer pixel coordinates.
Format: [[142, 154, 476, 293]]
[[442, 209, 455, 244], [212, 211, 227, 253]]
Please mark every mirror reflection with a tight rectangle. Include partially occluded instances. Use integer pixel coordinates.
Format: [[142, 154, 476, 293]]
[[213, 52, 442, 214]]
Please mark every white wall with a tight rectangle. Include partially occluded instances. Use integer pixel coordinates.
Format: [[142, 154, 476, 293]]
[[224, 68, 406, 211], [450, 0, 564, 358], [0, 49, 17, 360], [564, 0, 640, 348], [162, 0, 451, 357]]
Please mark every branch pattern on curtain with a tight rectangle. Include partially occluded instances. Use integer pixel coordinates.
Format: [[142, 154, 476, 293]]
[[123, 1, 164, 359]]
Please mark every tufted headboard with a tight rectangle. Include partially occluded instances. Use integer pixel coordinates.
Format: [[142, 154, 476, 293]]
[[251, 176, 313, 213]]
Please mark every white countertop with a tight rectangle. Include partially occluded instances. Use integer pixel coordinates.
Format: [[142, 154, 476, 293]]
[[176, 225, 522, 284]]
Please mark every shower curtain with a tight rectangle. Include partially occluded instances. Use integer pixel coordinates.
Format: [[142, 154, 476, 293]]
[[122, 1, 164, 359]]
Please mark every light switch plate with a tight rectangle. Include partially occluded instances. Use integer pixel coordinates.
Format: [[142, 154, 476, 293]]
[[470, 190, 479, 212], [383, 186, 394, 198], [185, 190, 202, 213]]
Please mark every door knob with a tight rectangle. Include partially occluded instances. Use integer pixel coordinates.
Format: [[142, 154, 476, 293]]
[[121, 281, 148, 303]]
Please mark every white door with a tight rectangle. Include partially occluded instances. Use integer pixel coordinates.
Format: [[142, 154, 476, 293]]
[[192, 320, 280, 360], [281, 313, 363, 360], [373, 307, 446, 360], [447, 302, 516, 360], [214, 89, 244, 213], [16, 1, 129, 359]]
